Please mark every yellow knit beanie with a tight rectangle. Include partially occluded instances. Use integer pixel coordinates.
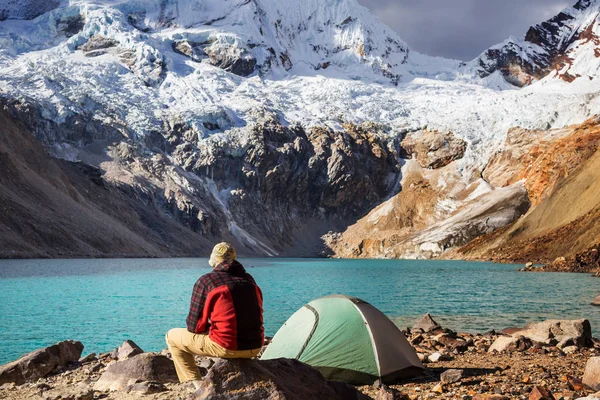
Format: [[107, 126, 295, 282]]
[[209, 242, 237, 267]]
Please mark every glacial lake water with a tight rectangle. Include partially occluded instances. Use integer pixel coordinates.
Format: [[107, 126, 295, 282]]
[[0, 258, 598, 364]]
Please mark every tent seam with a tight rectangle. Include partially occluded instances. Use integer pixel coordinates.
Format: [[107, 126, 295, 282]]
[[295, 304, 319, 360], [351, 302, 382, 380]]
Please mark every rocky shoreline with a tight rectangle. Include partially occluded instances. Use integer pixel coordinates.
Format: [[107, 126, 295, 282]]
[[518, 246, 600, 276], [1, 315, 600, 400]]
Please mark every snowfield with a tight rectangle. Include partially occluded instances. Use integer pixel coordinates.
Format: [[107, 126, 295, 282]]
[[0, 0, 599, 176]]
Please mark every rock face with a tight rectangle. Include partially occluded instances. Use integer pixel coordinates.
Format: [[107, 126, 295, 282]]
[[401, 130, 467, 169], [0, 101, 401, 258], [0, 106, 221, 259], [192, 358, 369, 400], [455, 120, 600, 265], [0, 0, 61, 20], [93, 353, 178, 391], [0, 340, 83, 385], [583, 357, 600, 391], [79, 35, 119, 52], [474, 0, 600, 86]]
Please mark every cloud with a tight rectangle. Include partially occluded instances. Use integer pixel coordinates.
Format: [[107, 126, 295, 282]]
[[358, 0, 573, 60]]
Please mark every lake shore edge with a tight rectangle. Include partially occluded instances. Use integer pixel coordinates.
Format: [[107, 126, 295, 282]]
[[2, 316, 600, 400]]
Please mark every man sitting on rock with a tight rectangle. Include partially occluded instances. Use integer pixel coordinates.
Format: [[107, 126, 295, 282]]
[[166, 242, 264, 388]]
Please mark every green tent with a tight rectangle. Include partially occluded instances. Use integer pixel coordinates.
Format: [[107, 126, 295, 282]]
[[260, 294, 423, 385]]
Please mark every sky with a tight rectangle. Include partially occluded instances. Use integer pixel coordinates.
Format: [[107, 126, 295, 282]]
[[357, 0, 572, 60]]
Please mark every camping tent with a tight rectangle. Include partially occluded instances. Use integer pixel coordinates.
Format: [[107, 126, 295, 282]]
[[260, 294, 423, 385]]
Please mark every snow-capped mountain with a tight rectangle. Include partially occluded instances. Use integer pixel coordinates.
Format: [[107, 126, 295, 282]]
[[1, 0, 600, 258], [473, 0, 600, 87]]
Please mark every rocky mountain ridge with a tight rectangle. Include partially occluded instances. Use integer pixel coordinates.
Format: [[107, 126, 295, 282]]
[[473, 0, 600, 87], [1, 0, 600, 259]]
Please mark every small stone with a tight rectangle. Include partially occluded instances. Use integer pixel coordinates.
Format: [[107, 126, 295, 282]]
[[78, 353, 96, 363], [126, 381, 168, 394], [411, 334, 425, 345], [431, 384, 444, 394], [87, 363, 104, 373], [592, 295, 600, 306], [441, 369, 464, 383], [488, 336, 520, 353], [563, 346, 579, 354], [428, 352, 450, 362], [40, 386, 94, 400], [567, 376, 588, 391], [583, 357, 600, 391], [375, 385, 410, 400], [529, 385, 555, 400]]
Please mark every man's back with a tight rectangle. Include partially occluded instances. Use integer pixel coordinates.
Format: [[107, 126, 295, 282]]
[[166, 242, 264, 386], [186, 260, 264, 351]]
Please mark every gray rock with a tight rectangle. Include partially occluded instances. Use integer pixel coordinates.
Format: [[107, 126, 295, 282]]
[[412, 313, 441, 333], [0, 340, 84, 385], [375, 385, 409, 399], [488, 336, 532, 353], [441, 369, 464, 383], [41, 385, 93, 400], [428, 352, 451, 362], [126, 381, 168, 394], [506, 319, 592, 347], [563, 345, 579, 354], [78, 353, 96, 363], [93, 353, 178, 391], [191, 358, 370, 400], [488, 336, 519, 353], [196, 357, 215, 370], [203, 45, 257, 76], [116, 340, 144, 360], [583, 357, 600, 391]]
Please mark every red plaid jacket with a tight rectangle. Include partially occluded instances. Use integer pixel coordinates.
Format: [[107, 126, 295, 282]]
[[186, 259, 264, 351]]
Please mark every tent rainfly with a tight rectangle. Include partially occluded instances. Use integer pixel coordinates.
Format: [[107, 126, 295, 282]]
[[260, 294, 424, 385]]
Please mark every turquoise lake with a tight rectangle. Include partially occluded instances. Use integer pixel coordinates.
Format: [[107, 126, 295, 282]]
[[0, 258, 598, 364]]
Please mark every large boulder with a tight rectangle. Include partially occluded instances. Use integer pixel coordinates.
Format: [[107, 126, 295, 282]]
[[93, 353, 178, 391], [583, 357, 600, 391], [191, 358, 370, 400], [401, 129, 467, 169], [505, 319, 592, 347], [412, 313, 441, 333], [0, 340, 84, 385]]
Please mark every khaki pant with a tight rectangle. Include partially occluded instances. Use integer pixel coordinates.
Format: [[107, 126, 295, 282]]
[[165, 328, 261, 382]]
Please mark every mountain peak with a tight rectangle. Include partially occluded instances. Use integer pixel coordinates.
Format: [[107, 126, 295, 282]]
[[473, 0, 600, 87]]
